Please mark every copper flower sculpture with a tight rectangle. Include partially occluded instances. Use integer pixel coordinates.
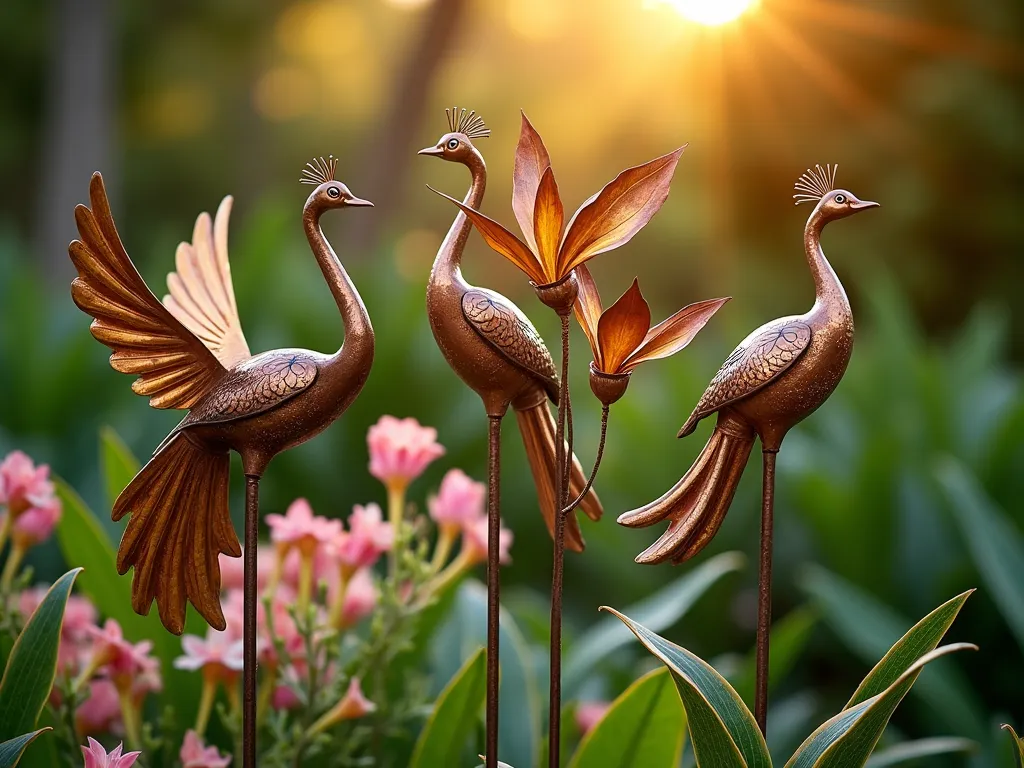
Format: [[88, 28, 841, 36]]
[[435, 112, 686, 764], [574, 264, 729, 406]]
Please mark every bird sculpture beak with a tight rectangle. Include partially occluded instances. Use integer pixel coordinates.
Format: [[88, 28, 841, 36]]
[[418, 146, 444, 157], [851, 199, 880, 210], [346, 196, 374, 207]]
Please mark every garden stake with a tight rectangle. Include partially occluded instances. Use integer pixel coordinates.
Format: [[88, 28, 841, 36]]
[[420, 108, 603, 767], [618, 164, 877, 734], [67, 164, 376, 766]]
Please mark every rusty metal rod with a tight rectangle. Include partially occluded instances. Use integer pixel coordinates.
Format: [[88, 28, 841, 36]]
[[754, 449, 777, 735], [485, 415, 502, 768], [243, 475, 260, 768]]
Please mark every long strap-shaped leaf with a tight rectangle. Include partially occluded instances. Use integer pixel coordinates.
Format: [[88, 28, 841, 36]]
[[1003, 725, 1024, 768], [410, 647, 487, 768], [785, 643, 977, 768], [0, 568, 82, 739], [0, 729, 50, 768], [602, 607, 770, 768], [845, 588, 972, 706]]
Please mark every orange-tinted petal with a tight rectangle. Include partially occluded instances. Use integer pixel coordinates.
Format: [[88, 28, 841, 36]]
[[624, 297, 730, 371], [428, 186, 545, 284], [533, 167, 564, 284], [512, 112, 553, 254], [558, 146, 686, 275], [572, 264, 603, 366], [596, 279, 651, 374]]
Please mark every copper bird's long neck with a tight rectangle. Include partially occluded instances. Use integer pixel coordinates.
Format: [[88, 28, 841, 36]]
[[303, 206, 374, 371], [431, 153, 487, 289], [804, 213, 850, 318]]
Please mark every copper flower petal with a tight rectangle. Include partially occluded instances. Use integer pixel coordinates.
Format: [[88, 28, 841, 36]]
[[597, 279, 651, 374], [558, 146, 686, 275], [533, 167, 564, 284], [623, 297, 730, 371], [572, 264, 603, 367], [512, 112, 553, 255], [428, 186, 546, 284]]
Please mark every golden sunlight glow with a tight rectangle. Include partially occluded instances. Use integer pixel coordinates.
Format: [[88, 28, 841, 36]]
[[657, 0, 757, 26]]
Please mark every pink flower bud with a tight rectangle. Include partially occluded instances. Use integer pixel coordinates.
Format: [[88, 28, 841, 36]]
[[179, 729, 231, 768], [340, 568, 378, 627], [461, 516, 513, 565], [428, 469, 486, 528], [81, 738, 141, 768], [11, 495, 61, 546], [329, 503, 393, 573], [0, 450, 54, 515]]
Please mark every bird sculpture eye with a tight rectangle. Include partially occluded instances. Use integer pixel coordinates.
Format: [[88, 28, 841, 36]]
[[447, 138, 460, 150], [327, 187, 340, 198], [834, 194, 846, 204]]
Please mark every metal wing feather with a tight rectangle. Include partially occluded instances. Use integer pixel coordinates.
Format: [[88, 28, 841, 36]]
[[162, 196, 251, 368], [69, 173, 228, 410], [462, 288, 559, 390], [682, 319, 812, 431]]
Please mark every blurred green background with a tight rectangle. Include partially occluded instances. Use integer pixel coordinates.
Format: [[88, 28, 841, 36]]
[[1, 0, 1022, 763]]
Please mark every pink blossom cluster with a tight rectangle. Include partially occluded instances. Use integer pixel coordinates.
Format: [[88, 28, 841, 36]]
[[430, 468, 513, 565], [0, 450, 62, 549]]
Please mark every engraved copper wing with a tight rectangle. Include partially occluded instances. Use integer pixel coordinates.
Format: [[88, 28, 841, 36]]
[[680, 319, 812, 433], [69, 173, 228, 409], [462, 288, 559, 392], [162, 196, 252, 369]]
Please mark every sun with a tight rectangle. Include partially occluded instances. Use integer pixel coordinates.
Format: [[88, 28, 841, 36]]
[[660, 0, 758, 26]]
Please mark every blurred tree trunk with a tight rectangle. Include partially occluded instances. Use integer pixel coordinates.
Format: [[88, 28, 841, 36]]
[[35, 0, 115, 284], [348, 0, 466, 254]]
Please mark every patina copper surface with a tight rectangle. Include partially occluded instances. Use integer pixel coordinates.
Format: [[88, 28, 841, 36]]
[[69, 164, 375, 766], [619, 164, 877, 732]]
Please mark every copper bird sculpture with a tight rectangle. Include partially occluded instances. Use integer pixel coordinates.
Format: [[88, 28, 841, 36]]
[[68, 161, 375, 767], [618, 164, 877, 733], [419, 108, 602, 766]]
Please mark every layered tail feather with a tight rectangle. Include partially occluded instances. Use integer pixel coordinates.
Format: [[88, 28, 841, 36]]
[[618, 412, 754, 565], [113, 434, 241, 634], [515, 401, 604, 553]]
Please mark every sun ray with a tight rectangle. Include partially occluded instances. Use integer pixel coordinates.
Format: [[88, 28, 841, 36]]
[[776, 0, 1024, 75], [755, 9, 913, 155]]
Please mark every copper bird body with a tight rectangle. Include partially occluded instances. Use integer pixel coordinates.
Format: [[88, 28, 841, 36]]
[[619, 168, 876, 564], [420, 110, 602, 552], [68, 166, 375, 635]]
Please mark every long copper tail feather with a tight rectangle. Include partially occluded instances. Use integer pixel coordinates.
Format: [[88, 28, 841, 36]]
[[618, 412, 754, 565], [113, 434, 241, 634], [514, 401, 604, 554]]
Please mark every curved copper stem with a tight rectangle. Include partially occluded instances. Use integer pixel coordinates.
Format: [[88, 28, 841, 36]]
[[755, 449, 777, 735], [561, 405, 609, 517], [548, 312, 571, 768]]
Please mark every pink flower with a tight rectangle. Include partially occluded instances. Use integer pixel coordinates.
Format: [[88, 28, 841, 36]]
[[0, 450, 54, 514], [20, 588, 96, 669], [266, 498, 342, 556], [428, 469, 486, 528], [328, 678, 376, 721], [575, 701, 611, 735], [11, 495, 61, 546], [219, 547, 274, 593], [85, 620, 157, 681], [81, 738, 141, 768], [340, 568, 378, 627], [272, 682, 301, 711], [174, 630, 244, 675], [131, 653, 163, 702], [281, 547, 336, 593], [461, 516, 513, 565], [76, 679, 122, 735], [329, 504, 393, 573], [367, 416, 445, 488], [180, 730, 231, 768]]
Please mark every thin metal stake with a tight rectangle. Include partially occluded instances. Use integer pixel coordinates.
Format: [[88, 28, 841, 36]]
[[243, 475, 260, 768], [754, 449, 777, 736]]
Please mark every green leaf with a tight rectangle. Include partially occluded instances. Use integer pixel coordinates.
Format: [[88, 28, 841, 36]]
[[430, 581, 539, 768], [410, 647, 487, 768], [0, 569, 80, 738], [934, 458, 1024, 654], [733, 607, 817, 707], [99, 426, 141, 511], [1003, 725, 1024, 768], [845, 589, 972, 707], [0, 729, 50, 768], [785, 644, 976, 767], [602, 607, 770, 768], [568, 668, 685, 768], [800, 566, 987, 740], [564, 552, 743, 696], [53, 478, 202, 742], [864, 737, 976, 767]]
